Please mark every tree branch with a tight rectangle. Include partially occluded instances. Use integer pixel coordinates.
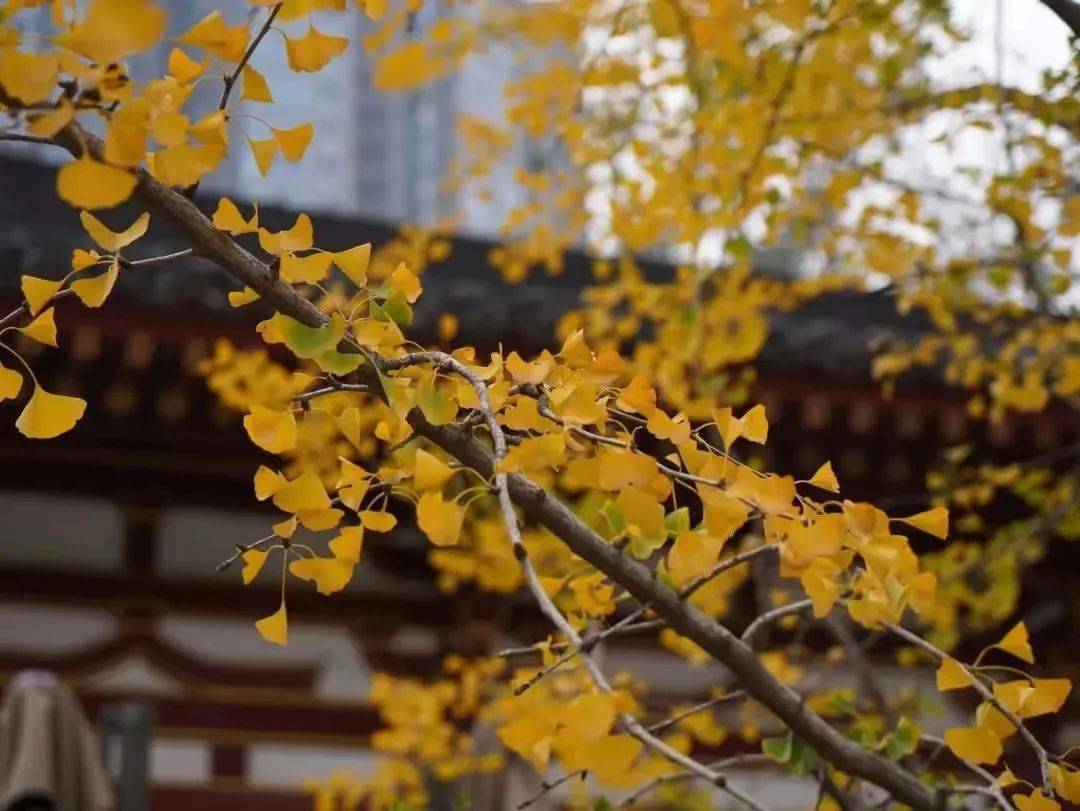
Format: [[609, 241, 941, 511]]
[[51, 123, 939, 811]]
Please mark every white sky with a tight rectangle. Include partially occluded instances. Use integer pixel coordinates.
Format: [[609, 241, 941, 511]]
[[941, 0, 1074, 90]]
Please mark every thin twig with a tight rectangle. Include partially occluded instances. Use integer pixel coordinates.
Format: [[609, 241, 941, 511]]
[[517, 769, 586, 810], [646, 691, 746, 736], [617, 754, 772, 808], [129, 248, 194, 267], [218, 4, 284, 110], [679, 544, 779, 601], [889, 625, 1051, 795]]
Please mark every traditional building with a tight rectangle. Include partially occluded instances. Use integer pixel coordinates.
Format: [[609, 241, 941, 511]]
[[0, 154, 1076, 809]]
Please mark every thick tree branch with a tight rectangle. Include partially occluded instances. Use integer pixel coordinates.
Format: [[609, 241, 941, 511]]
[[53, 125, 938, 811]]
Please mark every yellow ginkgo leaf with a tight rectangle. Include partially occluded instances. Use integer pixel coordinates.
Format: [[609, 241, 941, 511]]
[[1049, 764, 1080, 803], [55, 0, 166, 64], [0, 362, 23, 402], [257, 214, 313, 256], [944, 726, 1002, 765], [996, 767, 1023, 788], [336, 458, 371, 510], [168, 47, 206, 82], [359, 511, 397, 533], [414, 448, 455, 490], [417, 491, 465, 546], [616, 486, 667, 541], [0, 50, 59, 105], [647, 408, 691, 445], [150, 111, 190, 148], [241, 64, 273, 103], [801, 557, 845, 618], [255, 601, 288, 645], [712, 406, 742, 449], [504, 350, 554, 385], [895, 506, 949, 540], [285, 25, 349, 73], [298, 507, 344, 532], [975, 702, 1016, 740], [667, 531, 726, 586], [71, 250, 102, 272], [1014, 791, 1061, 811], [272, 470, 331, 514], [808, 461, 839, 492], [248, 137, 277, 176], [280, 251, 333, 284], [70, 259, 119, 308], [389, 262, 422, 303], [27, 99, 75, 138], [213, 198, 259, 234], [273, 515, 298, 539], [150, 143, 224, 187], [740, 404, 768, 443], [241, 549, 269, 585], [20, 276, 63, 316], [227, 288, 259, 308], [497, 433, 565, 473], [190, 111, 228, 148], [15, 385, 87, 439], [272, 123, 314, 162], [57, 157, 136, 210], [254, 465, 287, 500], [995, 621, 1034, 664], [329, 525, 363, 563], [936, 658, 974, 691], [20, 308, 58, 347], [994, 678, 1071, 719], [498, 714, 556, 771], [178, 11, 248, 62], [559, 734, 642, 785], [289, 555, 355, 596], [80, 210, 150, 253], [333, 243, 371, 287], [243, 405, 298, 454], [103, 112, 147, 168]]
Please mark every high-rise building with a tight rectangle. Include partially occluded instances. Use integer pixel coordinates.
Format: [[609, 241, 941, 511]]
[[3, 0, 526, 235]]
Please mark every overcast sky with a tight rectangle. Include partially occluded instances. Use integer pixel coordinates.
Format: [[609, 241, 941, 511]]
[[945, 0, 1074, 89]]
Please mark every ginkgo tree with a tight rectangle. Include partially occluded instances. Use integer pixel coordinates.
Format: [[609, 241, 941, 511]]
[[0, 0, 1078, 809]]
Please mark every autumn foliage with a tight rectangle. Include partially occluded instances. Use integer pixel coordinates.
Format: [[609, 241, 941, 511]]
[[0, 0, 1078, 809]]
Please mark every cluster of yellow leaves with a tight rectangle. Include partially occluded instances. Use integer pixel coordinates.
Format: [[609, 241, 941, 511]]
[[239, 456, 397, 644], [1, 208, 154, 439], [303, 762, 427, 811], [936, 623, 1077, 806], [496, 670, 659, 788], [367, 657, 506, 780]]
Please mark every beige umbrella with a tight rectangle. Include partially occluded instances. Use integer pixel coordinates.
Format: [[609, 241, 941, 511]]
[[0, 672, 114, 811]]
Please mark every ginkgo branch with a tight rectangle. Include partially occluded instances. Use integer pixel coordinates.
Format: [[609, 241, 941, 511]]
[[645, 690, 747, 736], [0, 289, 75, 332], [886, 622, 1053, 794], [616, 754, 773, 809], [920, 734, 1012, 810], [680, 543, 779, 600], [49, 122, 946, 811], [218, 3, 284, 110], [385, 353, 774, 811]]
